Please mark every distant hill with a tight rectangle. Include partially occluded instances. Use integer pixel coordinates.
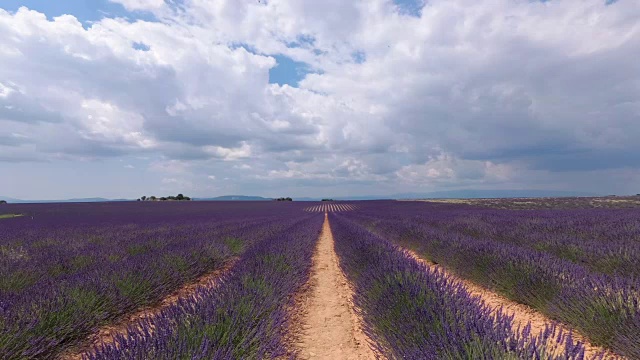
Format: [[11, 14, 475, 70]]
[[392, 189, 599, 199], [293, 195, 393, 201], [296, 189, 599, 201], [0, 196, 131, 204], [1, 194, 274, 203], [66, 197, 131, 203], [193, 195, 273, 201]]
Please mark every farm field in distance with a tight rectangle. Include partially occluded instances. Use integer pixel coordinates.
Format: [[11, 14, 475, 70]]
[[1, 199, 639, 359]]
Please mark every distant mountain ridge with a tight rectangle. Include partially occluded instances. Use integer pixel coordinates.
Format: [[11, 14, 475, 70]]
[[1, 189, 602, 204], [0, 195, 274, 203], [193, 195, 272, 201], [0, 196, 130, 204], [295, 189, 599, 201], [392, 189, 599, 199]]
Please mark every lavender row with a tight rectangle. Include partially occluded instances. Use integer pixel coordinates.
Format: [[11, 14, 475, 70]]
[[87, 213, 324, 359], [0, 201, 311, 359], [407, 206, 640, 278], [329, 213, 590, 359], [343, 202, 639, 358]]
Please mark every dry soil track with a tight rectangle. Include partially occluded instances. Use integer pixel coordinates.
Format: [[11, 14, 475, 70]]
[[403, 249, 623, 360], [294, 213, 376, 360], [58, 259, 238, 360]]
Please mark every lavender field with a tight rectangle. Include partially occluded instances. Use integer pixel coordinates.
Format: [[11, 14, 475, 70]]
[[340, 200, 640, 359], [0, 201, 315, 359], [0, 200, 638, 359]]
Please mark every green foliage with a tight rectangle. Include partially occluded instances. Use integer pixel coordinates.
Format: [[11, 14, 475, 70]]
[[70, 255, 94, 271], [126, 244, 149, 256], [115, 274, 154, 302], [47, 263, 67, 277], [164, 254, 190, 274], [139, 194, 191, 201], [38, 287, 103, 326], [261, 253, 291, 274], [223, 237, 245, 255], [0, 270, 36, 292], [31, 238, 62, 249]]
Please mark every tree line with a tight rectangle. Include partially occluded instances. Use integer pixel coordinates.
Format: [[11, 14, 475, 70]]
[[137, 194, 191, 201]]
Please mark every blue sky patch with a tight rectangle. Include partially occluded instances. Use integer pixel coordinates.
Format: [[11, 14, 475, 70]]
[[3, 0, 157, 26], [394, 0, 424, 17], [231, 44, 316, 87], [286, 34, 316, 48], [269, 55, 312, 87], [132, 42, 151, 51], [229, 42, 259, 54], [352, 51, 366, 64]]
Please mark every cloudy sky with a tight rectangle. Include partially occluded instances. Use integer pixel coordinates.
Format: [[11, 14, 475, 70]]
[[1, 0, 639, 200]]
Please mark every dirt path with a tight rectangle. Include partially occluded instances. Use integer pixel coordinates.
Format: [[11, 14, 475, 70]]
[[58, 259, 238, 360], [295, 214, 375, 360], [403, 249, 622, 360]]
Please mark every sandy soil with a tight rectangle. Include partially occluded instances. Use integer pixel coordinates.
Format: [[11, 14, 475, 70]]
[[58, 258, 238, 360], [294, 214, 376, 360], [404, 249, 623, 359]]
